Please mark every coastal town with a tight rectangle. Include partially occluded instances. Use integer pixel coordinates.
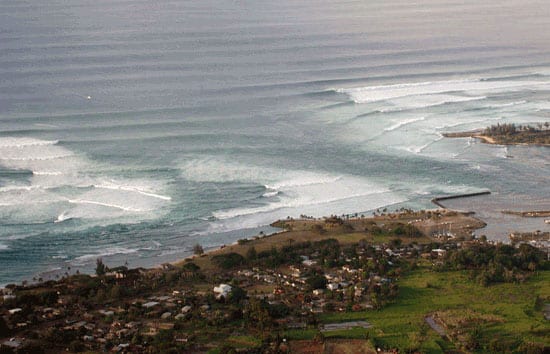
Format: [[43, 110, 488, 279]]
[[1, 208, 548, 353], [2, 0, 550, 352]]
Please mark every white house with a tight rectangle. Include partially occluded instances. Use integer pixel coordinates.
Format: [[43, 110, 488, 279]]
[[213, 284, 232, 300]]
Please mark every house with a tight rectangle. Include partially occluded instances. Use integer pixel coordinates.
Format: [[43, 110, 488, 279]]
[[342, 265, 358, 274], [289, 266, 302, 278], [238, 269, 254, 277], [327, 283, 339, 291], [99, 309, 115, 316], [213, 284, 232, 300], [431, 248, 447, 258], [142, 301, 160, 309], [1, 339, 22, 350], [8, 308, 22, 315], [339, 281, 352, 288]]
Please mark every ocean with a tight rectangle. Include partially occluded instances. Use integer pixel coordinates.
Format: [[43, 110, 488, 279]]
[[1, 0, 549, 285]]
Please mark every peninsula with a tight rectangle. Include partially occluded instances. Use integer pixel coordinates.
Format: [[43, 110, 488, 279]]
[[443, 123, 550, 146]]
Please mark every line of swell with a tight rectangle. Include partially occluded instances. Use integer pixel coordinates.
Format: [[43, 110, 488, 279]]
[[92, 184, 172, 201], [0, 154, 73, 161], [0, 139, 58, 148], [384, 117, 426, 132], [67, 199, 148, 212]]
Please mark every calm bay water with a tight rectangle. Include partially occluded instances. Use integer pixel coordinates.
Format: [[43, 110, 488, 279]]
[[1, 0, 549, 284]]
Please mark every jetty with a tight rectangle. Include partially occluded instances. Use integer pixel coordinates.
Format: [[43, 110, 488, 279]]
[[431, 191, 491, 209]]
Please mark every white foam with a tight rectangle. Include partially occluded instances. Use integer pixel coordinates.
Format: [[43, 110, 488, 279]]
[[384, 94, 487, 112], [485, 100, 527, 108], [499, 146, 510, 159], [434, 115, 505, 130], [0, 138, 58, 148], [206, 190, 406, 235], [262, 190, 279, 198], [0, 244, 9, 251], [51, 255, 67, 259], [32, 171, 63, 176], [54, 212, 72, 223], [0, 185, 35, 193], [180, 157, 405, 233], [180, 157, 276, 184], [0, 136, 171, 225], [384, 117, 426, 132], [0, 153, 74, 161], [71, 247, 139, 265], [93, 183, 172, 201], [266, 175, 341, 190], [328, 78, 550, 160], [213, 187, 388, 220], [67, 199, 147, 213], [399, 135, 444, 155], [336, 79, 548, 104]]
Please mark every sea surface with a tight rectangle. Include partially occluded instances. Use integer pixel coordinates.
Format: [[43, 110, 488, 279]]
[[1, 0, 549, 285]]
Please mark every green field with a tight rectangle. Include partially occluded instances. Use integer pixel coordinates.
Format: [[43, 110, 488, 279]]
[[286, 264, 550, 353]]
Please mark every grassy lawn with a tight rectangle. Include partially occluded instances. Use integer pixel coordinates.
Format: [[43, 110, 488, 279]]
[[303, 267, 550, 352], [226, 335, 262, 348]]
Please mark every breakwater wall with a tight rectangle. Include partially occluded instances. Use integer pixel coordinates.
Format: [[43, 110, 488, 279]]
[[431, 191, 491, 208]]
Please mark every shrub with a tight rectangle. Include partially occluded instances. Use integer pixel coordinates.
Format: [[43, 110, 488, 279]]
[[95, 258, 107, 276], [307, 274, 327, 290], [182, 262, 200, 272], [212, 253, 245, 268], [193, 243, 204, 256], [246, 246, 257, 261]]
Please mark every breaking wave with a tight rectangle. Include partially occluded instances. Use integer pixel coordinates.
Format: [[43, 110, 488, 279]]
[[180, 157, 406, 233], [384, 117, 426, 132], [335, 79, 548, 104], [0, 137, 171, 225]]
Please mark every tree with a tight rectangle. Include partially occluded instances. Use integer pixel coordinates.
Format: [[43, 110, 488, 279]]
[[307, 274, 327, 290], [212, 253, 245, 268], [109, 284, 122, 299], [245, 298, 271, 332], [95, 258, 106, 276], [182, 262, 200, 272], [0, 316, 10, 337], [246, 246, 257, 261], [390, 238, 402, 248], [228, 286, 247, 304], [193, 243, 204, 256]]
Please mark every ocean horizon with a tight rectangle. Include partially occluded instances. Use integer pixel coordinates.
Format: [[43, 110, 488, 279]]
[[1, 0, 549, 285]]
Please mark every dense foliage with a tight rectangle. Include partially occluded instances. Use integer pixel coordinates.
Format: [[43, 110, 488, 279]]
[[443, 243, 548, 286], [483, 123, 550, 145]]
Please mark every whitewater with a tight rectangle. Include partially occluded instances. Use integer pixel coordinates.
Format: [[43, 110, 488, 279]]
[[0, 0, 549, 284]]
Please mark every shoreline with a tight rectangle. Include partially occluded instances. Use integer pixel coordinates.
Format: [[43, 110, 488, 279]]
[[11, 189, 537, 287], [4, 206, 486, 290], [174, 207, 488, 272]]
